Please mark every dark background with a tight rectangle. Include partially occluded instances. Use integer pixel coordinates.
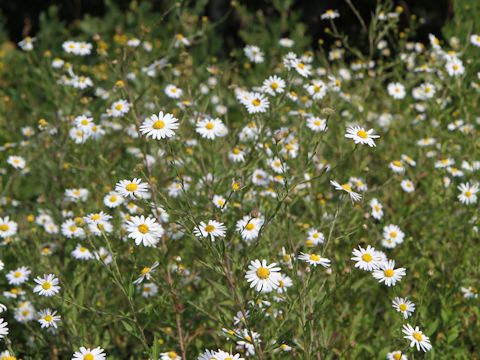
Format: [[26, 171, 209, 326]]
[[0, 0, 452, 46]]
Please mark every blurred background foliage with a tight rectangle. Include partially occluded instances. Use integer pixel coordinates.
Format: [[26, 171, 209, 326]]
[[0, 0, 456, 53]]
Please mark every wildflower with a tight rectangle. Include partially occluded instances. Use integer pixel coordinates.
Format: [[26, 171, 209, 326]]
[[194, 220, 226, 240], [244, 92, 270, 114], [0, 319, 8, 339], [18, 36, 35, 51], [245, 259, 281, 293], [400, 179, 415, 193], [457, 182, 478, 204], [382, 225, 405, 248], [369, 198, 384, 220], [402, 324, 432, 352], [276, 274, 293, 294], [115, 178, 149, 199], [445, 58, 464, 76], [38, 308, 61, 329], [345, 125, 380, 147], [470, 34, 480, 47], [387, 82, 406, 99], [0, 217, 18, 238], [72, 346, 106, 360], [351, 245, 382, 271], [140, 112, 179, 140], [262, 75, 286, 95], [306, 117, 328, 132], [109, 100, 130, 117], [292, 59, 311, 77], [133, 261, 159, 284], [33, 274, 61, 297], [306, 228, 325, 247], [165, 84, 183, 99], [298, 252, 331, 267], [321, 9, 340, 20], [160, 351, 181, 360], [392, 297, 416, 319], [61, 219, 85, 239], [6, 266, 31, 285], [196, 118, 228, 139], [372, 260, 406, 287], [244, 45, 264, 63], [306, 79, 327, 100], [126, 216, 164, 247], [330, 180, 362, 202], [386, 351, 407, 360], [7, 156, 26, 169], [141, 282, 158, 297], [174, 33, 190, 47], [236, 215, 264, 240], [71, 244, 94, 260], [103, 191, 124, 208]]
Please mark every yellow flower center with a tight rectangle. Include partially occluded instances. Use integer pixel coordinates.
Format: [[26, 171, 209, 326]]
[[413, 332, 423, 341], [390, 231, 397, 238], [271, 82, 278, 90], [251, 98, 261, 107], [42, 281, 52, 290], [232, 147, 241, 155], [14, 271, 21, 278], [153, 120, 165, 129], [44, 315, 53, 322], [310, 254, 321, 262], [314, 120, 321, 126], [384, 269, 394, 277], [465, 190, 472, 197], [109, 195, 117, 202], [79, 247, 87, 252], [205, 122, 214, 130], [245, 223, 255, 231], [115, 104, 123, 110], [126, 183, 138, 192], [69, 225, 77, 232], [168, 352, 178, 359], [141, 267, 150, 275], [393, 353, 402, 360], [399, 303, 407, 311], [361, 253, 372, 262], [313, 85, 321, 93], [84, 354, 94, 360], [356, 130, 368, 139], [204, 224, 215, 233], [341, 184, 352, 192], [256, 267, 270, 279], [0, 224, 9, 231], [138, 224, 149, 234], [91, 214, 101, 221], [298, 62, 305, 69], [393, 160, 402, 167]]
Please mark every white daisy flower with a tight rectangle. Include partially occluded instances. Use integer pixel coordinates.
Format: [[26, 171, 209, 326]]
[[457, 182, 478, 204], [330, 180, 362, 202], [372, 260, 406, 287], [126, 215, 164, 247], [245, 259, 281, 293], [109, 99, 130, 117], [0, 318, 8, 339], [6, 266, 31, 285], [194, 220, 226, 240], [351, 245, 382, 271], [402, 324, 432, 352], [140, 112, 179, 139], [345, 125, 380, 147], [298, 252, 331, 267], [38, 308, 61, 329], [196, 118, 228, 139], [306, 117, 328, 132], [0, 217, 18, 238], [72, 346, 106, 360], [236, 215, 264, 241], [400, 179, 415, 193], [387, 82, 406, 99], [262, 75, 285, 95], [244, 92, 269, 114], [115, 178, 149, 199], [369, 198, 384, 220], [7, 155, 26, 169], [392, 297, 416, 319], [71, 244, 94, 260], [33, 274, 61, 297], [244, 45, 264, 63], [165, 84, 183, 99]]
